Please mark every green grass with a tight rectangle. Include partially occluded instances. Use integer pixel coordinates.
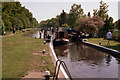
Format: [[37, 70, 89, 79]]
[[4, 28, 37, 36], [88, 38, 120, 51], [5, 31, 13, 35], [2, 30, 54, 79]]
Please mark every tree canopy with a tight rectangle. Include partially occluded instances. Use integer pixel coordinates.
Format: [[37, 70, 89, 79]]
[[78, 16, 104, 35], [2, 2, 39, 32], [114, 19, 120, 30], [93, 0, 109, 21], [67, 4, 86, 29], [59, 10, 67, 27]]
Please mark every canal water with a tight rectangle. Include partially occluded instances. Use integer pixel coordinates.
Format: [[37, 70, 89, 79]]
[[26, 30, 52, 39], [54, 43, 119, 78], [27, 30, 119, 78], [26, 31, 44, 38]]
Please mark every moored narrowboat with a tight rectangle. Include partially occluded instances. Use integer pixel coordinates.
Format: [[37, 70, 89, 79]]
[[53, 30, 69, 46]]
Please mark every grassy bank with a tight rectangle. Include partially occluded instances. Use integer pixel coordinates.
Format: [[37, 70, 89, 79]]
[[4, 28, 37, 36], [2, 30, 54, 79], [88, 38, 120, 51]]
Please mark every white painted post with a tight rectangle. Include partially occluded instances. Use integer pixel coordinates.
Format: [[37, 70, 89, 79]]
[[45, 71, 50, 80]]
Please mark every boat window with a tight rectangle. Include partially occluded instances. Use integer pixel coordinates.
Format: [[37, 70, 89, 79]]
[[59, 32, 64, 38]]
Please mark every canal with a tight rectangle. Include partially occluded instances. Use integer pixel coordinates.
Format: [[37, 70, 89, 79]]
[[25, 30, 44, 38], [28, 30, 119, 78], [54, 43, 119, 78]]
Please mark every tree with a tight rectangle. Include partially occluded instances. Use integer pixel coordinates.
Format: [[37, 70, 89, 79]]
[[4, 18, 12, 30], [67, 13, 76, 29], [100, 16, 114, 38], [40, 15, 60, 27], [2, 21, 5, 35], [59, 10, 67, 27], [114, 19, 120, 30], [67, 3, 86, 29], [69, 4, 84, 19], [93, 0, 109, 21], [40, 20, 48, 27], [93, 9, 98, 16], [78, 16, 104, 37], [87, 12, 91, 17], [2, 2, 39, 32]]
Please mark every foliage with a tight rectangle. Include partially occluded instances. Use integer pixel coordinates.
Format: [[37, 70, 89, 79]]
[[40, 15, 60, 27], [40, 3, 86, 29], [62, 24, 70, 28], [40, 11, 68, 28], [67, 3, 86, 29], [92, 1, 116, 38], [78, 16, 104, 35], [69, 4, 85, 19], [59, 10, 67, 26], [93, 0, 109, 21], [67, 13, 76, 29], [2, 2, 39, 32], [114, 19, 120, 30], [93, 9, 98, 16], [112, 29, 120, 41], [99, 15, 114, 38], [104, 16, 114, 31], [87, 12, 91, 17]]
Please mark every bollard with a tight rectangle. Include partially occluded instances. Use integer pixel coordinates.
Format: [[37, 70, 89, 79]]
[[99, 41, 101, 45], [43, 49, 45, 54], [45, 71, 50, 80], [44, 41, 46, 45]]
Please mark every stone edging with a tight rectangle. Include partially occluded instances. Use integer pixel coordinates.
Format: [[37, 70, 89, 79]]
[[49, 43, 70, 80], [83, 42, 120, 58]]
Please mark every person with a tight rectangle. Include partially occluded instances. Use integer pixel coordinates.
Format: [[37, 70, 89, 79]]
[[47, 34, 51, 43], [44, 30, 47, 40], [52, 28, 54, 34], [13, 27, 15, 33], [107, 30, 112, 45], [39, 29, 42, 39]]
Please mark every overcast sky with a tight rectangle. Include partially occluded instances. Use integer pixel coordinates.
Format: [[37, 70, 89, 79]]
[[19, 0, 119, 23]]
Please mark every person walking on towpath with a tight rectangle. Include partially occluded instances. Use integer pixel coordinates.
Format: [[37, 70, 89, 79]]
[[13, 27, 16, 33], [39, 29, 42, 39], [107, 30, 112, 45], [44, 30, 47, 40]]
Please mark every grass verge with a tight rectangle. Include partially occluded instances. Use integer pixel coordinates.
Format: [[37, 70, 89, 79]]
[[2, 30, 54, 79], [88, 38, 120, 51]]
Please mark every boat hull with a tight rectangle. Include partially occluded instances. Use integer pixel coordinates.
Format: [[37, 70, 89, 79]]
[[53, 39, 69, 46]]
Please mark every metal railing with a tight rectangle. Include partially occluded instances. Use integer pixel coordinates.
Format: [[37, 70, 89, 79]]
[[53, 59, 72, 80]]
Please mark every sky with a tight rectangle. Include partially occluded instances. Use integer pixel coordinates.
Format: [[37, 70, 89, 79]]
[[19, 0, 119, 23]]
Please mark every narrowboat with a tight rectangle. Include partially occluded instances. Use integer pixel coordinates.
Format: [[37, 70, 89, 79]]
[[53, 30, 69, 46]]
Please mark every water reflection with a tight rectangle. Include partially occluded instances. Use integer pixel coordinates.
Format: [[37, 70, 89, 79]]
[[105, 55, 112, 66], [24, 31, 44, 38], [69, 44, 105, 64], [54, 43, 118, 78], [54, 44, 69, 57]]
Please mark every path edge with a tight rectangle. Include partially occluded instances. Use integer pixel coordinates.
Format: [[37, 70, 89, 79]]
[[49, 43, 70, 80]]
